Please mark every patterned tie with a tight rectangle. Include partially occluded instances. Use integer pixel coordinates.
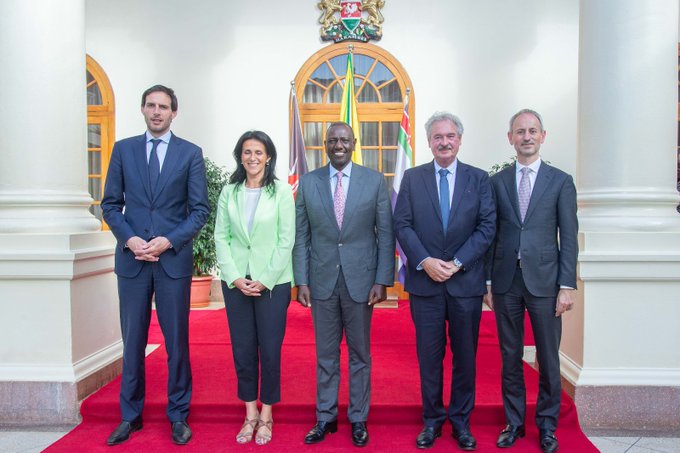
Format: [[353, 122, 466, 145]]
[[518, 166, 531, 221], [148, 139, 161, 197], [438, 168, 450, 230], [333, 171, 345, 228]]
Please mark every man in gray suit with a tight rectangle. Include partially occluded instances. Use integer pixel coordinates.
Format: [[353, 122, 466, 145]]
[[484, 109, 578, 453], [294, 122, 395, 447]]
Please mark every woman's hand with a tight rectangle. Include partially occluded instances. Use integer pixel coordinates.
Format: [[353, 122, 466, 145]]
[[232, 278, 263, 297]]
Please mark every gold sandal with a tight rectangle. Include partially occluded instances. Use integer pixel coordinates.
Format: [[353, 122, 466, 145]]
[[255, 419, 273, 445], [236, 417, 259, 444]]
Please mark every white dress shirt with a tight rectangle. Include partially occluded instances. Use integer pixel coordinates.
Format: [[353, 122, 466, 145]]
[[145, 130, 172, 170]]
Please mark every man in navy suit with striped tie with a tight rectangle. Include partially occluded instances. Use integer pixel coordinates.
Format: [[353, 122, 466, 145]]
[[102, 85, 209, 446]]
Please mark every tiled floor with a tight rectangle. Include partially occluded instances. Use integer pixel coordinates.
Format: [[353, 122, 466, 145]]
[[0, 430, 69, 453], [589, 436, 680, 452], [1, 430, 679, 452]]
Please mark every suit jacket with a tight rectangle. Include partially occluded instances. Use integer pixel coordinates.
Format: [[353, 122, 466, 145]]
[[293, 163, 395, 303], [393, 160, 496, 297], [214, 180, 295, 290], [488, 162, 578, 296], [102, 132, 210, 279]]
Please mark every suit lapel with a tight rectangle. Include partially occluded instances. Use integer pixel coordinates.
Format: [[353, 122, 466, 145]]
[[314, 166, 338, 231], [449, 161, 469, 229], [234, 186, 250, 240], [524, 162, 554, 223], [133, 135, 153, 200], [420, 161, 442, 227], [341, 165, 363, 232], [153, 133, 181, 201], [248, 187, 273, 239], [501, 164, 522, 224]]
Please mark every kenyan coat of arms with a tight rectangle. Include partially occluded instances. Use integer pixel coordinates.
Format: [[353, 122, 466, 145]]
[[318, 0, 385, 42]]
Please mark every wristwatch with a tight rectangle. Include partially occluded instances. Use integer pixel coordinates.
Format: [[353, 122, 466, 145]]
[[453, 257, 463, 269]]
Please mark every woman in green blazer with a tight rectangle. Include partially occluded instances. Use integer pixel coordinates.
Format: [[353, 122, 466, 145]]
[[214, 130, 295, 445]]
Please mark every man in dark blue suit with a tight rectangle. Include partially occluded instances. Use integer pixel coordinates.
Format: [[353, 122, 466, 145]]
[[484, 109, 578, 453], [102, 85, 209, 446], [394, 112, 495, 450]]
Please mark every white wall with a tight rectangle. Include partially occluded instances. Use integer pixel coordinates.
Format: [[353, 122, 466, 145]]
[[85, 0, 579, 178]]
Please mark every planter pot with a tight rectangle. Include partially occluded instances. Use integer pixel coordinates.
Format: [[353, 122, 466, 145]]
[[190, 275, 213, 308]]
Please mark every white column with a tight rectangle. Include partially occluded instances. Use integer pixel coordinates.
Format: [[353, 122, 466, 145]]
[[0, 0, 120, 426], [577, 0, 679, 231], [0, 0, 100, 233], [563, 0, 680, 434]]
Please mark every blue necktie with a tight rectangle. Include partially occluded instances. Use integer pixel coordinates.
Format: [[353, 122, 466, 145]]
[[148, 139, 161, 197], [438, 168, 450, 230]]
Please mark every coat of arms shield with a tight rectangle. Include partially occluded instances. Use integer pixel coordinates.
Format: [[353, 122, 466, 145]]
[[341, 0, 362, 33], [318, 0, 385, 43]]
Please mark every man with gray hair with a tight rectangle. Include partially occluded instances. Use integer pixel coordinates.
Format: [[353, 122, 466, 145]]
[[394, 111, 496, 450]]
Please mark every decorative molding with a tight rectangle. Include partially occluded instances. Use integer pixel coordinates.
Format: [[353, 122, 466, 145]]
[[579, 255, 680, 281], [0, 341, 122, 382], [73, 341, 123, 381], [0, 232, 115, 280], [560, 352, 680, 387]]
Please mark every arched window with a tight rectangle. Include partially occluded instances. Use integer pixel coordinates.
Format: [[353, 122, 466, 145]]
[[293, 42, 415, 190], [86, 55, 115, 229]]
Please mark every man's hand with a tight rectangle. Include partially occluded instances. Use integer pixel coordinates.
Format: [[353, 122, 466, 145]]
[[296, 285, 311, 308], [144, 236, 172, 256], [127, 236, 157, 262], [233, 278, 264, 297], [368, 284, 387, 306], [422, 257, 456, 282], [555, 288, 575, 317], [483, 285, 494, 310]]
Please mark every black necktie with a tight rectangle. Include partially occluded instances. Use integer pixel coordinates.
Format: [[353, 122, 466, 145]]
[[148, 139, 161, 196]]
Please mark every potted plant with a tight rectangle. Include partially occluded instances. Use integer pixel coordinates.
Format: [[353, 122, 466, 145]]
[[191, 158, 229, 308], [488, 156, 550, 176], [489, 156, 517, 176]]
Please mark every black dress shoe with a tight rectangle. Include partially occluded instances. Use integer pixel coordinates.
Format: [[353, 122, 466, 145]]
[[497, 424, 526, 448], [452, 427, 477, 451], [107, 420, 142, 446], [539, 429, 559, 453], [351, 422, 369, 447], [304, 420, 338, 444], [415, 425, 441, 449], [171, 421, 192, 445]]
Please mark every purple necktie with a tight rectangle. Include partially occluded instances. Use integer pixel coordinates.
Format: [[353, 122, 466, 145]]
[[518, 166, 531, 221], [334, 171, 345, 228]]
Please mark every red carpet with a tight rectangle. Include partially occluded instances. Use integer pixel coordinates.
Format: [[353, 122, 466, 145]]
[[46, 302, 596, 452]]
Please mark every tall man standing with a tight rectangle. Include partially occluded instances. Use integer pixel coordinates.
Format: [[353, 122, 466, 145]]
[[294, 122, 395, 448], [484, 109, 578, 453], [102, 85, 209, 446], [394, 112, 496, 450]]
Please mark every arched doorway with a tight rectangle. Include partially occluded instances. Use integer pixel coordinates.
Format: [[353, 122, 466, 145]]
[[86, 54, 115, 229]]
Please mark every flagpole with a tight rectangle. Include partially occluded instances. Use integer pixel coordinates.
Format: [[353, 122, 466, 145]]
[[392, 88, 413, 286], [289, 80, 308, 197], [340, 43, 362, 165]]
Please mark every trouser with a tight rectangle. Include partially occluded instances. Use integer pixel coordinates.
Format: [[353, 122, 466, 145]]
[[223, 280, 291, 405]]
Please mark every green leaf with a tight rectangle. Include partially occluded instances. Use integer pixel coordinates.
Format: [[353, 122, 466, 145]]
[[192, 158, 229, 276]]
